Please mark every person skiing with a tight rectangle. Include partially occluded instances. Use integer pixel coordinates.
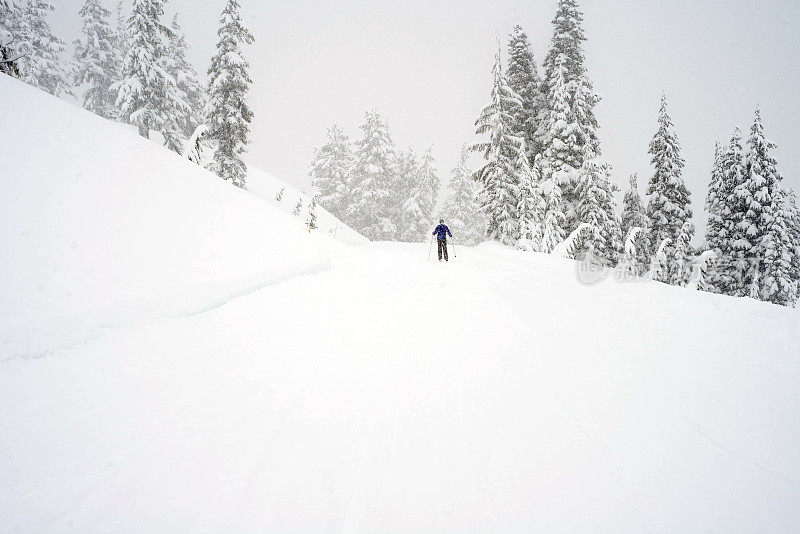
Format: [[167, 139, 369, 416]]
[[432, 219, 452, 262]]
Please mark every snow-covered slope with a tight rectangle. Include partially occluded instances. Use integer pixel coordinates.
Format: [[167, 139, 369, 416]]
[[0, 75, 342, 360], [2, 77, 800, 532], [246, 165, 367, 246]]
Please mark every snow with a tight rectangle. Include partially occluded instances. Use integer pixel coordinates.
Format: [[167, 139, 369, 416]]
[[245, 164, 367, 246], [2, 76, 800, 532]]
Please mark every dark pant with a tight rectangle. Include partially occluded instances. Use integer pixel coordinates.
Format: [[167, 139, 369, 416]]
[[437, 239, 448, 261]]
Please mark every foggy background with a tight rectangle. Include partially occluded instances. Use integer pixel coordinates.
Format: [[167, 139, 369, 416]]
[[48, 0, 800, 232]]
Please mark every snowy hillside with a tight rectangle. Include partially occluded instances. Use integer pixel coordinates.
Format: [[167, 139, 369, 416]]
[[0, 75, 349, 360], [246, 165, 367, 246], [2, 77, 800, 532]]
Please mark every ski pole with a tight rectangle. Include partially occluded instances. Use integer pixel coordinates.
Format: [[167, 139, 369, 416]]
[[428, 235, 434, 261], [451, 241, 457, 259]]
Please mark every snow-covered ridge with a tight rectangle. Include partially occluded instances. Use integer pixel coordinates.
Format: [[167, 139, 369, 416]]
[[0, 75, 345, 360]]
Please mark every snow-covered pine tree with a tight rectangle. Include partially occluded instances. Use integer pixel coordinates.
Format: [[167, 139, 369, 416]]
[[348, 109, 398, 240], [671, 221, 695, 286], [292, 198, 303, 216], [645, 93, 692, 281], [205, 0, 254, 188], [393, 148, 419, 238], [541, 165, 566, 254], [161, 14, 205, 153], [400, 146, 440, 242], [472, 45, 523, 245], [539, 0, 601, 236], [14, 0, 70, 96], [441, 144, 485, 246], [114, 0, 172, 138], [517, 150, 545, 251], [574, 152, 621, 265], [306, 194, 319, 231], [785, 189, 800, 305], [309, 123, 354, 223], [738, 107, 792, 305], [716, 127, 749, 296], [760, 185, 796, 306], [72, 0, 118, 119], [621, 173, 649, 274], [1, 0, 21, 77], [274, 186, 285, 203], [507, 25, 545, 161], [703, 141, 726, 292]]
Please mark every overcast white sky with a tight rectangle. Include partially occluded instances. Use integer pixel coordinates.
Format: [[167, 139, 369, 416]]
[[49, 0, 800, 231]]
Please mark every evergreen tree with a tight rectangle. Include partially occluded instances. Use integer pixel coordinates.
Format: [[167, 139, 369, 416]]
[[671, 221, 695, 286], [472, 45, 523, 245], [161, 14, 205, 153], [738, 108, 792, 305], [400, 146, 440, 242], [507, 25, 545, 161], [274, 186, 285, 203], [646, 93, 692, 279], [306, 194, 319, 231], [348, 109, 398, 240], [205, 0, 254, 188], [72, 0, 118, 119], [292, 198, 303, 216], [442, 144, 485, 246], [574, 152, 621, 265], [309, 123, 354, 223], [517, 151, 545, 251], [539, 0, 601, 235], [183, 124, 209, 166], [620, 173, 649, 273], [14, 0, 70, 96], [1, 0, 21, 77], [718, 127, 749, 295], [114, 0, 172, 138], [394, 148, 419, 237], [541, 166, 566, 254]]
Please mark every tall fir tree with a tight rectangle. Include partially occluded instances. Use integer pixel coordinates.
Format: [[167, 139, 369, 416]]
[[14, 0, 70, 96], [442, 144, 485, 246], [400, 146, 440, 242], [1, 0, 21, 77], [738, 107, 793, 305], [472, 45, 523, 245], [541, 162, 566, 254], [718, 127, 750, 295], [516, 149, 545, 251], [309, 123, 354, 223], [348, 110, 398, 240], [205, 0, 254, 188], [507, 25, 545, 161], [621, 173, 649, 275], [394, 148, 420, 238], [645, 94, 692, 275], [114, 0, 172, 138], [159, 14, 204, 154], [575, 152, 621, 265], [539, 0, 601, 236], [72, 0, 118, 119]]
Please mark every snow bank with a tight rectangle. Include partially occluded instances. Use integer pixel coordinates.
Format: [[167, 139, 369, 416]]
[[246, 164, 367, 246], [0, 75, 335, 360]]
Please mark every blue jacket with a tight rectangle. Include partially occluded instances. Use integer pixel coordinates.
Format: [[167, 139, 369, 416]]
[[433, 224, 452, 240]]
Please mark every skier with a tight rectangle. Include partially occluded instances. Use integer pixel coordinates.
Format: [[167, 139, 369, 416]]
[[432, 219, 452, 262]]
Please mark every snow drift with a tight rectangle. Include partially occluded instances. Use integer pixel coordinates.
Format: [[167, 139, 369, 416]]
[[0, 75, 348, 360]]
